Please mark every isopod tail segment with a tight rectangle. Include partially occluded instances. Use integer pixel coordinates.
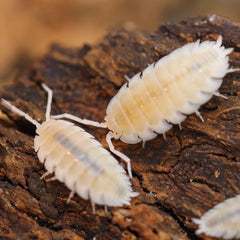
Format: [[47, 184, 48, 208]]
[[1, 84, 138, 211]]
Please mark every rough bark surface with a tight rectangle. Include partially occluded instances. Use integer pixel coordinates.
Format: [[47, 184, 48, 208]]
[[0, 15, 239, 240]]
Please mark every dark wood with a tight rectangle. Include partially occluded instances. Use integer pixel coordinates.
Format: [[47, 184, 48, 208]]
[[0, 15, 239, 240]]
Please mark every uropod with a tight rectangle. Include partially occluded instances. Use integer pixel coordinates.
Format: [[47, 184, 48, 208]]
[[51, 36, 239, 178], [1, 84, 138, 212], [193, 195, 240, 239]]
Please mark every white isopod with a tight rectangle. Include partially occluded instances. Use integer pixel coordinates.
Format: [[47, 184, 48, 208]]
[[51, 36, 239, 178], [1, 84, 138, 212], [193, 195, 240, 239]]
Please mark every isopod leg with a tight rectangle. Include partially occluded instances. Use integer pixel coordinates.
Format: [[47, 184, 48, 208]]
[[41, 83, 53, 121], [195, 110, 204, 122], [67, 190, 75, 204], [51, 113, 107, 128], [45, 176, 57, 182], [213, 91, 228, 99], [226, 68, 240, 73], [104, 205, 108, 213], [92, 202, 96, 214], [124, 75, 131, 81], [40, 171, 51, 180], [106, 131, 133, 178], [163, 133, 167, 140]]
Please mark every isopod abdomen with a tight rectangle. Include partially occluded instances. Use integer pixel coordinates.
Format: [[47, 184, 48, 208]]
[[35, 119, 135, 207]]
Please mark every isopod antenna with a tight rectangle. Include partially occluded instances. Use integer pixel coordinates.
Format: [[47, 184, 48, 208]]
[[1, 98, 40, 128]]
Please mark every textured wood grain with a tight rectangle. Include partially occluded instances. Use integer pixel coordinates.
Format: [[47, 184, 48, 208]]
[[0, 15, 239, 240]]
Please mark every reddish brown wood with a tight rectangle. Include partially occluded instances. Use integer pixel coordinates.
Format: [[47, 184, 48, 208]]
[[0, 15, 239, 240]]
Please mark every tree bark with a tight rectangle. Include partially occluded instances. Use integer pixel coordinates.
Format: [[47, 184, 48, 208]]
[[0, 15, 239, 240]]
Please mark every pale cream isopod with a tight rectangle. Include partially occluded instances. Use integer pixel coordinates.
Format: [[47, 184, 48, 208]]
[[51, 36, 239, 178], [1, 84, 138, 212], [193, 195, 240, 239]]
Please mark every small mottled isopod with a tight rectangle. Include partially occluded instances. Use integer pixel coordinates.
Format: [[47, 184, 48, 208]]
[[51, 36, 239, 177], [193, 195, 240, 239], [1, 84, 137, 211]]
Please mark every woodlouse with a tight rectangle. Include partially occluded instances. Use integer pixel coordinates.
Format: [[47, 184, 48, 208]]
[[51, 36, 239, 178], [1, 84, 138, 211], [193, 195, 240, 239]]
